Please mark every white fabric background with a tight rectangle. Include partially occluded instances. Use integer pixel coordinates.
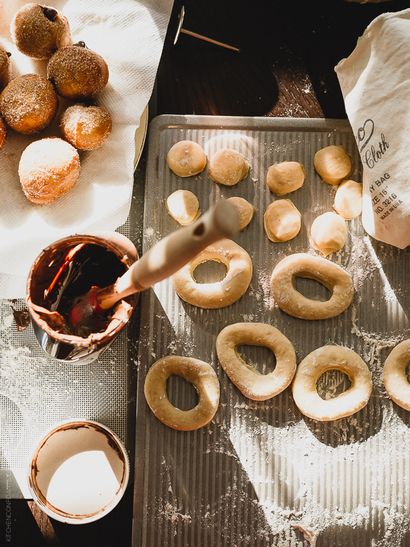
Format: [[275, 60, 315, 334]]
[[0, 0, 173, 295]]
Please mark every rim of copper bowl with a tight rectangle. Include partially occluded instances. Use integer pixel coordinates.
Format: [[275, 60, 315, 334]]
[[26, 234, 136, 348]]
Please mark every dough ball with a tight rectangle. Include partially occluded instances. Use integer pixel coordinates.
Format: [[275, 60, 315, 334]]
[[266, 161, 305, 195], [264, 199, 301, 242], [166, 189, 200, 225], [11, 3, 71, 60], [314, 145, 352, 185], [0, 116, 7, 149], [208, 149, 249, 186], [19, 137, 80, 204], [333, 180, 363, 220], [0, 74, 58, 134], [60, 104, 112, 151], [167, 140, 207, 177], [226, 197, 254, 230], [310, 212, 347, 256], [0, 46, 11, 90], [47, 43, 109, 100]]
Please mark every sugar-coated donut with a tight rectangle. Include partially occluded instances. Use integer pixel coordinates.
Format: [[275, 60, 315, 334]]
[[226, 197, 254, 230], [173, 239, 252, 309], [0, 46, 11, 90], [0, 74, 58, 134], [310, 212, 347, 256], [11, 3, 71, 60], [271, 253, 354, 320], [208, 149, 249, 186], [166, 189, 200, 225], [314, 145, 352, 185], [167, 140, 207, 177], [264, 199, 301, 242], [60, 104, 112, 151], [333, 180, 363, 220], [383, 339, 410, 411], [266, 161, 305, 195], [47, 43, 109, 100], [144, 356, 220, 431], [292, 345, 372, 421], [0, 117, 7, 150], [216, 322, 296, 401], [19, 137, 80, 204]]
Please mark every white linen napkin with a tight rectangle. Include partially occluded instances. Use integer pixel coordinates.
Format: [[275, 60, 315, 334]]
[[0, 0, 173, 296], [335, 9, 410, 249]]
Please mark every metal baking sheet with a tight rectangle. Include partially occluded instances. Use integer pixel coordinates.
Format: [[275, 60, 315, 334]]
[[133, 115, 410, 546]]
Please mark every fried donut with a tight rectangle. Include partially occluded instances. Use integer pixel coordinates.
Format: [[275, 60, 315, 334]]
[[226, 197, 254, 230], [0, 117, 7, 150], [144, 356, 220, 431], [47, 43, 109, 100], [0, 74, 58, 134], [0, 46, 11, 90], [166, 189, 200, 225], [292, 345, 372, 421], [270, 253, 354, 320], [216, 322, 296, 401], [266, 161, 305, 195], [314, 145, 352, 186], [208, 149, 249, 186], [167, 140, 207, 177], [264, 199, 301, 242], [173, 239, 252, 309], [11, 3, 71, 60], [60, 104, 112, 150], [383, 339, 410, 411], [19, 137, 80, 204]]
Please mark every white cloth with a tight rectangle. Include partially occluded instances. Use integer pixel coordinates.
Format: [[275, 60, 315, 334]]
[[335, 9, 410, 249], [0, 0, 173, 296]]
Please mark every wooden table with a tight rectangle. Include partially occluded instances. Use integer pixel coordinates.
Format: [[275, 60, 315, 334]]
[[2, 0, 408, 545]]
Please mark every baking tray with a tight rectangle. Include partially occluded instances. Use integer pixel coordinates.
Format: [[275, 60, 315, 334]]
[[133, 115, 410, 547]]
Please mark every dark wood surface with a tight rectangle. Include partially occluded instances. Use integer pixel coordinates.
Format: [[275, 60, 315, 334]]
[[2, 0, 408, 545]]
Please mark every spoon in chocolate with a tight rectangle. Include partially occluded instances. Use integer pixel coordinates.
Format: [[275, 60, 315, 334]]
[[68, 199, 239, 330]]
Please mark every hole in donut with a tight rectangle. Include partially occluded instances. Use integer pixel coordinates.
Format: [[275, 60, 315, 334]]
[[193, 222, 205, 236], [316, 370, 352, 400], [236, 345, 277, 375], [294, 277, 331, 301], [193, 260, 227, 283], [406, 364, 410, 383], [167, 375, 199, 410]]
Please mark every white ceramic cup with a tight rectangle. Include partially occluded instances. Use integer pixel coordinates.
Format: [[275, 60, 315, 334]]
[[28, 419, 129, 524]]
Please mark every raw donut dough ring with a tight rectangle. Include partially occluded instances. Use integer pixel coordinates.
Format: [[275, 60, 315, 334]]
[[383, 339, 410, 411], [292, 345, 372, 421], [216, 322, 296, 401], [270, 253, 354, 320], [173, 239, 252, 309], [144, 356, 220, 431]]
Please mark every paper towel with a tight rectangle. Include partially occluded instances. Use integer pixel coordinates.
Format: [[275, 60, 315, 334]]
[[0, 0, 173, 296]]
